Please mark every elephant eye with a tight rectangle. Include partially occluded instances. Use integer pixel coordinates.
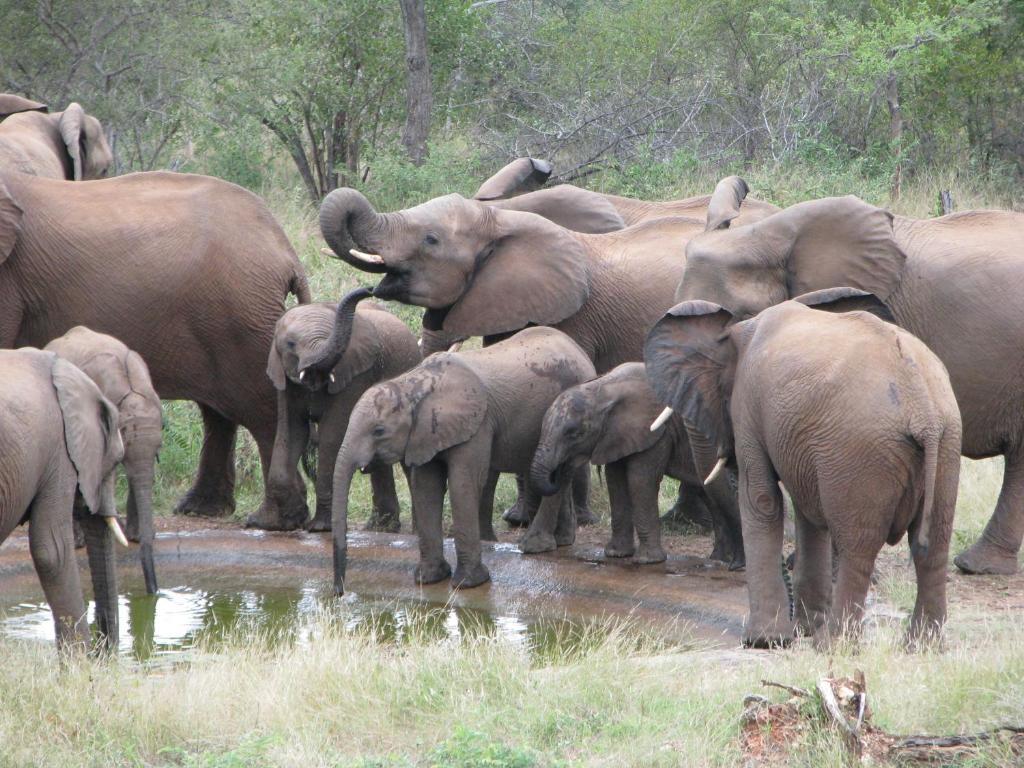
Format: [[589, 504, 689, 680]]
[[373, 425, 386, 437], [423, 233, 439, 247]]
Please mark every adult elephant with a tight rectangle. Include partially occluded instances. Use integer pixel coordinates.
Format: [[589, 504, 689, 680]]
[[673, 186, 1024, 575], [318, 181, 747, 565], [0, 169, 311, 524], [0, 96, 112, 180]]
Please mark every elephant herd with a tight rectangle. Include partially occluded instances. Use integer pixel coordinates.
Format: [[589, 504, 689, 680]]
[[1, 95, 1022, 654]]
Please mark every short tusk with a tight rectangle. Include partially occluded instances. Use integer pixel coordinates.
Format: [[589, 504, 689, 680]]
[[107, 516, 129, 547], [320, 247, 336, 257], [329, 373, 336, 384], [448, 342, 463, 353], [417, 338, 423, 349], [703, 457, 727, 486], [298, 369, 306, 382], [649, 406, 673, 432], [349, 248, 385, 265]]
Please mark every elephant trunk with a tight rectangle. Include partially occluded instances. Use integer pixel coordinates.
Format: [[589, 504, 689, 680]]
[[125, 458, 158, 594], [81, 507, 118, 652], [331, 451, 359, 596], [300, 287, 374, 378], [319, 188, 393, 273], [530, 442, 566, 497]]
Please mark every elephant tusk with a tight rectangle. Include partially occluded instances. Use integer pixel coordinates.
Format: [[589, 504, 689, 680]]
[[329, 373, 336, 384], [448, 341, 463, 353], [417, 338, 423, 349], [703, 457, 727, 486], [298, 369, 306, 382], [107, 516, 129, 547], [649, 406, 673, 432], [320, 247, 336, 257], [349, 248, 385, 265]]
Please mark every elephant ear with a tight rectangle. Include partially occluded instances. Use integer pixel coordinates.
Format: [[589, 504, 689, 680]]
[[0, 178, 22, 266], [591, 375, 664, 465], [644, 301, 737, 458], [405, 354, 487, 467], [328, 308, 382, 394], [443, 209, 591, 337], [125, 350, 154, 397], [0, 94, 47, 119], [474, 157, 553, 200], [793, 287, 896, 323], [52, 357, 124, 514], [705, 176, 749, 232], [58, 102, 86, 180], [487, 185, 626, 233], [266, 328, 288, 390]]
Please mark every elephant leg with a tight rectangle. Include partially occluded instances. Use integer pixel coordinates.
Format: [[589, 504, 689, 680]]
[[627, 460, 666, 564], [955, 449, 1024, 576], [176, 404, 237, 517], [554, 487, 576, 547], [603, 461, 635, 558], [705, 467, 745, 571], [820, 547, 880, 648], [478, 470, 499, 542], [249, 391, 309, 531], [447, 458, 491, 588], [520, 483, 561, 554], [660, 484, 713, 530], [366, 466, 402, 533], [402, 464, 418, 534], [572, 466, 596, 526], [792, 513, 831, 637], [500, 474, 530, 528], [411, 461, 451, 584]]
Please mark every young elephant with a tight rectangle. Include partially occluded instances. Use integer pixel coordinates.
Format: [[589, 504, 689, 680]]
[[332, 326, 596, 593], [645, 289, 961, 648], [0, 349, 125, 651], [44, 327, 162, 594], [531, 362, 743, 568], [257, 287, 421, 531]]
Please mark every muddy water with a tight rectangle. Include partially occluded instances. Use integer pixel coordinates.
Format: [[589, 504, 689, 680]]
[[0, 528, 748, 665]]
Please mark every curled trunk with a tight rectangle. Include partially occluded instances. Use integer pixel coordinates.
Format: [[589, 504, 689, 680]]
[[319, 188, 392, 273], [301, 287, 374, 376], [81, 512, 118, 652], [530, 443, 565, 497]]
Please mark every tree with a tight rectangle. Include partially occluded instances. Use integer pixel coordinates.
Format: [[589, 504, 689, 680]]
[[399, 0, 432, 165]]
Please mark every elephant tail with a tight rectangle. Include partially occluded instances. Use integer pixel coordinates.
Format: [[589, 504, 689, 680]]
[[289, 269, 312, 305], [912, 426, 943, 559]]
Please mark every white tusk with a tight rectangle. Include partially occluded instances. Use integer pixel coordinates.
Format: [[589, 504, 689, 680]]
[[348, 248, 384, 265], [329, 373, 336, 383], [107, 516, 129, 547], [448, 342, 463, 353], [703, 457, 727, 486], [298, 370, 306, 382], [320, 247, 336, 257], [649, 406, 673, 432], [417, 338, 423, 349]]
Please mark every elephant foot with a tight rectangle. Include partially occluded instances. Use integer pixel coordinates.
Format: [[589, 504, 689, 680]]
[[176, 488, 237, 518], [306, 513, 331, 533], [604, 540, 635, 558], [414, 559, 452, 585], [555, 526, 575, 548], [452, 561, 491, 589], [728, 553, 746, 572], [575, 506, 598, 526], [502, 501, 530, 528], [794, 606, 827, 638], [480, 519, 498, 542], [661, 498, 712, 531], [245, 498, 308, 531], [634, 544, 667, 565], [125, 516, 141, 544], [520, 530, 557, 554], [363, 515, 401, 533], [954, 540, 1019, 575], [742, 628, 794, 649]]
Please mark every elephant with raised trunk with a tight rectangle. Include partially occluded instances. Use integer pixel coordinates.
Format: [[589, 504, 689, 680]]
[[0, 348, 126, 652], [0, 96, 112, 180], [645, 289, 961, 648], [45, 326, 162, 594], [331, 327, 596, 594], [675, 185, 1024, 575], [531, 362, 743, 568], [255, 287, 421, 532], [0, 169, 311, 526]]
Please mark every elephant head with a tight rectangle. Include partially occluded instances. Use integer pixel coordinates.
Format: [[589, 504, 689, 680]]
[[331, 353, 486, 593], [677, 191, 907, 319], [0, 94, 47, 120], [473, 157, 553, 200], [56, 102, 113, 180], [267, 287, 376, 395], [319, 190, 591, 338], [531, 363, 663, 495]]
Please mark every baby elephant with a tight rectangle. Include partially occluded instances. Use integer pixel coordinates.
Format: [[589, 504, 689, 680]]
[[45, 326, 162, 595], [531, 362, 744, 568], [645, 288, 961, 648], [252, 287, 421, 532], [332, 326, 596, 593], [0, 349, 125, 651]]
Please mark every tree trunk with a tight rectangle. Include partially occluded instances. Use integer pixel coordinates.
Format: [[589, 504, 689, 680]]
[[885, 69, 903, 202], [399, 0, 432, 166]]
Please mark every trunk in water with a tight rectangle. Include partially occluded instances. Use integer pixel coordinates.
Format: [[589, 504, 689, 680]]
[[318, 189, 392, 272], [301, 287, 374, 375], [331, 457, 358, 595], [81, 513, 118, 651], [127, 460, 158, 594]]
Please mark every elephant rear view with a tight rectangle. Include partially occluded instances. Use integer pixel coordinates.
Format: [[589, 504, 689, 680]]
[[645, 289, 961, 648], [0, 97, 112, 179], [0, 349, 126, 652]]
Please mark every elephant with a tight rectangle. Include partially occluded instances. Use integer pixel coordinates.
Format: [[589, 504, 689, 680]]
[[331, 326, 596, 594], [530, 362, 742, 568], [0, 169, 311, 525], [472, 156, 553, 200], [257, 287, 421, 532], [318, 180, 747, 564], [675, 185, 1024, 576], [0, 97, 112, 180], [645, 288, 962, 648], [44, 326, 162, 594], [0, 348, 126, 651]]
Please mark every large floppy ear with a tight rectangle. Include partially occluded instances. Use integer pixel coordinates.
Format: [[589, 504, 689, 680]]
[[0, 94, 47, 119], [443, 209, 591, 337], [0, 178, 22, 266], [705, 176, 749, 232], [591, 373, 664, 465], [52, 357, 123, 513], [328, 308, 382, 394], [644, 301, 737, 457], [405, 355, 487, 467], [266, 334, 287, 390], [58, 102, 86, 180], [473, 157, 553, 200], [487, 185, 626, 233], [793, 287, 896, 323]]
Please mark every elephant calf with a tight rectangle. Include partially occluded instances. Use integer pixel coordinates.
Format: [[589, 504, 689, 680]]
[[0, 349, 125, 651], [646, 288, 961, 648], [332, 326, 596, 593], [531, 362, 744, 568], [45, 326, 163, 594], [254, 288, 421, 532]]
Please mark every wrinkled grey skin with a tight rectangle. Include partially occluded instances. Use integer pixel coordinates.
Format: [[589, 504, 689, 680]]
[[0, 97, 112, 180], [645, 289, 961, 648], [331, 327, 596, 594], [531, 362, 743, 568], [0, 348, 124, 652], [45, 326, 162, 594], [254, 290, 421, 532]]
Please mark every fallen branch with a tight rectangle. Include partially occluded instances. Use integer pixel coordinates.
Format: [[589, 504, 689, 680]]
[[760, 679, 810, 698]]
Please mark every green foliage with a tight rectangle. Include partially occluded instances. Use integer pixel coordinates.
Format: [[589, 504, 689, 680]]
[[428, 728, 545, 768]]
